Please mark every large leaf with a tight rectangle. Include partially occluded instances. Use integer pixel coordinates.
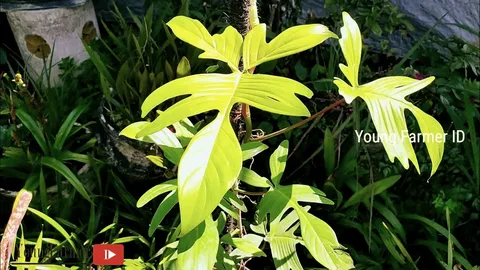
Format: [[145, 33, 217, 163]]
[[137, 73, 313, 236], [177, 216, 218, 270], [334, 12, 444, 176], [134, 15, 336, 236], [243, 24, 338, 70], [167, 16, 243, 71]]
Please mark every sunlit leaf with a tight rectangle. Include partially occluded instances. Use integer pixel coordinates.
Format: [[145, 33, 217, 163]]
[[148, 190, 178, 237], [243, 24, 337, 70], [177, 216, 218, 269], [238, 167, 272, 188], [138, 73, 312, 236], [120, 122, 183, 165], [270, 140, 289, 186], [241, 142, 268, 161], [167, 16, 242, 71], [137, 179, 177, 208], [334, 12, 444, 176], [27, 207, 77, 254], [222, 234, 266, 258]]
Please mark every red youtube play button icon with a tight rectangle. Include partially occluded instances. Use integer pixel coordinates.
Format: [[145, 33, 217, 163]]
[[93, 244, 124, 266]]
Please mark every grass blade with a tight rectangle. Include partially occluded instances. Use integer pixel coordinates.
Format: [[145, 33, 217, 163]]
[[41, 157, 93, 203], [27, 207, 77, 255], [16, 109, 48, 154], [54, 104, 87, 150]]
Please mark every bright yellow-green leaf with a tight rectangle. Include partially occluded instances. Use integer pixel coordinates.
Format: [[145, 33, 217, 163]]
[[177, 216, 218, 270], [259, 187, 350, 269], [120, 122, 184, 165], [334, 12, 444, 176], [177, 116, 241, 236], [137, 179, 177, 208], [176, 56, 191, 78], [243, 23, 337, 70], [167, 16, 242, 71], [137, 73, 312, 235], [146, 155, 167, 169], [337, 12, 362, 87], [270, 140, 288, 186], [241, 141, 268, 161], [18, 226, 26, 270], [29, 231, 43, 270], [221, 234, 266, 258], [298, 212, 354, 269]]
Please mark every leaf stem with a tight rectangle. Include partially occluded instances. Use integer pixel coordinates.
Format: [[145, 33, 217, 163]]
[[252, 98, 345, 142], [242, 104, 252, 143], [242, 67, 256, 143], [236, 189, 266, 196]]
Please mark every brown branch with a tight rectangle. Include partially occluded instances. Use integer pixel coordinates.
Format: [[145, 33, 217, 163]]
[[252, 98, 345, 142]]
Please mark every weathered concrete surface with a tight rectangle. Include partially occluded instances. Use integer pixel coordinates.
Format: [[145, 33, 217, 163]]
[[5, 0, 99, 85], [391, 0, 479, 46], [0, 1, 87, 12], [301, 0, 480, 54]]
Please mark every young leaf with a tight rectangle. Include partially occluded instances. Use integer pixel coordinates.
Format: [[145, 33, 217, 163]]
[[137, 179, 178, 208], [238, 167, 272, 188], [167, 16, 242, 71], [172, 118, 197, 146], [120, 122, 184, 165], [334, 12, 444, 176], [241, 141, 269, 161], [146, 155, 167, 169], [243, 24, 337, 70], [270, 140, 289, 186], [221, 234, 266, 258]]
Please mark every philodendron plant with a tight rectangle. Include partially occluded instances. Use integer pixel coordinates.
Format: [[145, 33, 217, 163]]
[[120, 9, 445, 270]]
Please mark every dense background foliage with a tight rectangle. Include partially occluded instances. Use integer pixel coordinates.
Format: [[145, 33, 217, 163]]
[[1, 0, 479, 269]]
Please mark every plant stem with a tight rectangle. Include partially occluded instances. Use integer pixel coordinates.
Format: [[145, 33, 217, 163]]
[[252, 98, 345, 142], [236, 189, 266, 196]]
